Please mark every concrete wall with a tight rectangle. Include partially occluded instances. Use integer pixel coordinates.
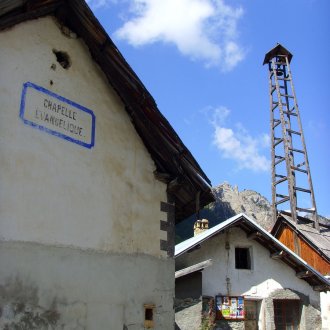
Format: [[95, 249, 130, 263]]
[[0, 16, 174, 329], [176, 227, 321, 329]]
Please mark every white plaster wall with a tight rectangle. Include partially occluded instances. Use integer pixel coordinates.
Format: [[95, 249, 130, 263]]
[[176, 227, 320, 304], [0, 16, 175, 329], [321, 290, 330, 329], [0, 16, 168, 257]]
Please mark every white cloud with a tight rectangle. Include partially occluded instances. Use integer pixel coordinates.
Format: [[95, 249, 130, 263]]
[[209, 106, 270, 172], [113, 0, 245, 71], [209, 105, 230, 125]]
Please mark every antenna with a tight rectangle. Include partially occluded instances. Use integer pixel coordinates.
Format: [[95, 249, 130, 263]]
[[263, 44, 319, 231]]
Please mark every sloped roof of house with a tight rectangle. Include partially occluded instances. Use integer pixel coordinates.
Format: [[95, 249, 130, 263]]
[[0, 0, 214, 222], [175, 213, 330, 292], [271, 212, 330, 261]]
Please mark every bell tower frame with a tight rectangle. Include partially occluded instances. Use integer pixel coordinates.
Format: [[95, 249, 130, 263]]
[[263, 44, 319, 230]]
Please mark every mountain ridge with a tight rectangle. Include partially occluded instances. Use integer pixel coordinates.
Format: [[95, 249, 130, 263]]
[[176, 182, 330, 243], [176, 182, 273, 243]]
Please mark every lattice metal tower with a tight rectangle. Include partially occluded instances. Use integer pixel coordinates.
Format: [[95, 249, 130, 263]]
[[263, 44, 319, 230]]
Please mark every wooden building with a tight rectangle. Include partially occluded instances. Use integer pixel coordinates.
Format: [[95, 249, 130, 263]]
[[271, 212, 330, 277], [271, 212, 330, 329]]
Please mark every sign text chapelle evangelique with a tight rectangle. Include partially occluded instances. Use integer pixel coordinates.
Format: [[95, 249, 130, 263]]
[[20, 82, 95, 149]]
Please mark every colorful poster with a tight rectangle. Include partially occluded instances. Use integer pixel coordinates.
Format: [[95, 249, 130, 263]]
[[216, 296, 222, 311], [221, 296, 230, 319], [230, 297, 237, 318], [223, 296, 230, 305], [216, 296, 245, 320], [222, 306, 230, 318], [237, 297, 244, 319]]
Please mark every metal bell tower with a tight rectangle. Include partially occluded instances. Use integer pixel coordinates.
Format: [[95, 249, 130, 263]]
[[263, 44, 319, 230]]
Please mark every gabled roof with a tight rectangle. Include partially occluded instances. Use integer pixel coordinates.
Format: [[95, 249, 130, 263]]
[[0, 0, 214, 222], [263, 43, 293, 65], [175, 213, 330, 292], [271, 212, 330, 261]]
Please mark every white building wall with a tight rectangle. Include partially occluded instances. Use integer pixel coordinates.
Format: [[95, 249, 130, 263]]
[[321, 290, 330, 330], [176, 227, 322, 329], [177, 227, 319, 304], [0, 16, 168, 256], [0, 16, 173, 329]]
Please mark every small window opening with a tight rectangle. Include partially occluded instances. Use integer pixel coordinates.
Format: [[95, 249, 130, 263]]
[[235, 247, 251, 269], [53, 49, 71, 69], [145, 308, 153, 321], [144, 304, 155, 328]]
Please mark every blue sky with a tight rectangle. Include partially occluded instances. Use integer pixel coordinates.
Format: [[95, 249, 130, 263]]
[[87, 0, 330, 217]]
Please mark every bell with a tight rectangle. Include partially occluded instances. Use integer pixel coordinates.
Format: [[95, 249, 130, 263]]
[[276, 69, 284, 76]]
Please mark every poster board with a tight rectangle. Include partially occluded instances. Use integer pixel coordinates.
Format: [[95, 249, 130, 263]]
[[215, 296, 244, 320]]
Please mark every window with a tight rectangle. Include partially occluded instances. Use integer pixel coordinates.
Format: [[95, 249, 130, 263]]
[[235, 247, 251, 269]]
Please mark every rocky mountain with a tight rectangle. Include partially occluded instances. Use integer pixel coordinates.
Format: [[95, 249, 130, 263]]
[[175, 182, 330, 243], [176, 182, 274, 243]]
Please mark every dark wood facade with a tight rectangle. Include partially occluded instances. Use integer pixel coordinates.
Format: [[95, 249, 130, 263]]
[[272, 215, 330, 276]]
